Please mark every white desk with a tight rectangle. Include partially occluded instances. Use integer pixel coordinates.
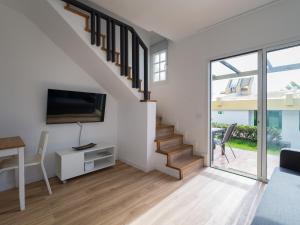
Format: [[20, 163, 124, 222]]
[[0, 137, 25, 211]]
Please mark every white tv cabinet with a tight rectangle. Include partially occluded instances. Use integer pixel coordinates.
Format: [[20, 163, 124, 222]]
[[55, 143, 116, 182]]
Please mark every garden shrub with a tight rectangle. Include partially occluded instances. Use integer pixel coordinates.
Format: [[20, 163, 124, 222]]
[[212, 122, 282, 143]]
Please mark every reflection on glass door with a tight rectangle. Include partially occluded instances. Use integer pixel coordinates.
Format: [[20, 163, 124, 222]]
[[266, 45, 300, 178], [210, 52, 259, 177]]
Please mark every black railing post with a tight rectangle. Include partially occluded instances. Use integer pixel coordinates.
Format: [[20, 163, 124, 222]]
[[90, 11, 95, 45], [106, 19, 111, 61], [132, 32, 137, 88], [144, 48, 149, 101], [135, 36, 140, 89], [124, 28, 128, 76], [120, 26, 125, 75], [111, 21, 115, 62], [96, 14, 101, 46]]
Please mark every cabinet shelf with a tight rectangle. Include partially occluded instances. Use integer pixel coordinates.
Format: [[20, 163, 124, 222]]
[[84, 159, 114, 174], [84, 151, 113, 162]]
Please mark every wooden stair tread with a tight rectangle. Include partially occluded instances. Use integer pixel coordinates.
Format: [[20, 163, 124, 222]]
[[156, 124, 174, 129], [138, 90, 151, 94], [64, 4, 89, 19], [158, 144, 192, 155], [155, 134, 183, 142], [169, 155, 203, 170], [140, 100, 157, 102], [101, 48, 120, 56]]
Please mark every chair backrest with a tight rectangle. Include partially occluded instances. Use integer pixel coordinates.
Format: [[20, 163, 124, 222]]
[[37, 131, 49, 161], [222, 123, 237, 144]]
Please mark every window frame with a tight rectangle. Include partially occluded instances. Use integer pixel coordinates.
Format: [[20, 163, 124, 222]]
[[151, 49, 168, 84]]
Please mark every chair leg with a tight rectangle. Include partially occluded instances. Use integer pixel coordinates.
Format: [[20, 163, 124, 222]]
[[221, 147, 230, 163], [41, 164, 52, 195], [228, 143, 236, 158]]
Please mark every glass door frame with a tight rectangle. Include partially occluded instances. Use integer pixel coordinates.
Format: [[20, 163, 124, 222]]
[[208, 40, 300, 181], [208, 50, 263, 180], [261, 40, 300, 181], [259, 49, 266, 182]]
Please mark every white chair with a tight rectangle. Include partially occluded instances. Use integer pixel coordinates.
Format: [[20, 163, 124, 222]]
[[0, 131, 52, 195]]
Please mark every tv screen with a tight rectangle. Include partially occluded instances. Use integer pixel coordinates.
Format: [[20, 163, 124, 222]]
[[46, 89, 106, 124]]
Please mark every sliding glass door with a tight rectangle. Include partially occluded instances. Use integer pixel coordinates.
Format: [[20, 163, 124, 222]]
[[210, 42, 300, 180], [266, 44, 300, 178], [210, 52, 260, 177]]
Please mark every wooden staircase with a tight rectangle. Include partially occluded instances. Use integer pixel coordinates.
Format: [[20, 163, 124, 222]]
[[155, 116, 204, 179]]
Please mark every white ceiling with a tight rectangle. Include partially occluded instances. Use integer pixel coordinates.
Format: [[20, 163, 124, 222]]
[[89, 0, 279, 41]]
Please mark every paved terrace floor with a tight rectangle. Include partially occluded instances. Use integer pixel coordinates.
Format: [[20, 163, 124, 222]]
[[212, 147, 279, 178]]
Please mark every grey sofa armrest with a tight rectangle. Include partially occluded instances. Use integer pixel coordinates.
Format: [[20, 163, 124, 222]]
[[280, 148, 300, 173]]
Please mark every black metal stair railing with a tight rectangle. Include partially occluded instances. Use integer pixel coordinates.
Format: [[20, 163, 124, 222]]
[[61, 0, 149, 101]]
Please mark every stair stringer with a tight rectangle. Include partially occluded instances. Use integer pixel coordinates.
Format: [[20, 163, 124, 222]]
[[152, 152, 180, 179], [1, 0, 143, 102]]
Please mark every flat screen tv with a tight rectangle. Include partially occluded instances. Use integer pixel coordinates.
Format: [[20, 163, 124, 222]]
[[46, 89, 106, 124]]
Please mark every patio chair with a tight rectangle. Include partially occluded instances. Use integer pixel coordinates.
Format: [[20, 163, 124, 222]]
[[213, 123, 237, 163]]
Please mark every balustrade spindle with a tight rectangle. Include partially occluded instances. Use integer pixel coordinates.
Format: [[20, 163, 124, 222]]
[[132, 32, 137, 88], [111, 21, 116, 62], [124, 28, 128, 76], [106, 19, 111, 61], [90, 11, 95, 45], [135, 36, 140, 89], [96, 14, 101, 46], [120, 26, 125, 75]]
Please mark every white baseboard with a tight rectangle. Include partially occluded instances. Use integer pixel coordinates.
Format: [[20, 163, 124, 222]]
[[118, 158, 149, 172]]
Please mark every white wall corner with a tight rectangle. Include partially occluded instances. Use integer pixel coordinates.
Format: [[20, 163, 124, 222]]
[[146, 102, 157, 172], [117, 101, 156, 173]]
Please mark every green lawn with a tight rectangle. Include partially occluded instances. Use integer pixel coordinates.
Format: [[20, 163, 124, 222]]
[[226, 138, 281, 155]]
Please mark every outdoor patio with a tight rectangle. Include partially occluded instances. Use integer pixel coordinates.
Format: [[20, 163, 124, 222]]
[[212, 146, 279, 177]]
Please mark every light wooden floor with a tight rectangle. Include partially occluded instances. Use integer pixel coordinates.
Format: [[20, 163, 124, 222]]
[[0, 162, 265, 225]]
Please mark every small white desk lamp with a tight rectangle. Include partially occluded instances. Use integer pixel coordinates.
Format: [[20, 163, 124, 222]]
[[76, 122, 83, 146]]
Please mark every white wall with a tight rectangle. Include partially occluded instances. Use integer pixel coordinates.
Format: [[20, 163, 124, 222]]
[[151, 0, 300, 164], [212, 111, 250, 125], [0, 4, 118, 191], [117, 102, 156, 172]]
